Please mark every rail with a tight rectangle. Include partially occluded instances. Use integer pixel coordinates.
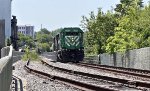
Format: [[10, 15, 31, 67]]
[[41, 58, 150, 88], [77, 63, 150, 79], [24, 59, 118, 91]]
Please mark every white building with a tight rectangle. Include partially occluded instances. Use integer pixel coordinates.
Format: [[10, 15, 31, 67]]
[[18, 25, 34, 38], [0, 0, 12, 38]]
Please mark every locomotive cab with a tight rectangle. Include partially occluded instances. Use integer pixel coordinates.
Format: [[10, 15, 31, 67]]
[[54, 27, 84, 63]]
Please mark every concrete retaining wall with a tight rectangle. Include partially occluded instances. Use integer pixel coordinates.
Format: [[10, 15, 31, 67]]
[[0, 46, 13, 91], [98, 47, 150, 70]]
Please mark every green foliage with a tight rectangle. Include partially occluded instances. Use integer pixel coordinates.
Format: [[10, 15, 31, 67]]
[[51, 28, 63, 37], [36, 33, 52, 44], [82, 0, 150, 55], [105, 0, 148, 53], [18, 28, 53, 52], [114, 0, 143, 16], [18, 33, 35, 48], [36, 28, 53, 52], [38, 43, 50, 52], [22, 46, 39, 61], [81, 9, 117, 54], [105, 31, 142, 53], [39, 28, 50, 34]]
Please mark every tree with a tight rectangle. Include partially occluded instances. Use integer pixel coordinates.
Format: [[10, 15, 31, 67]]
[[18, 33, 35, 48], [105, 0, 144, 53], [36, 28, 53, 52], [39, 28, 50, 34], [81, 0, 150, 55], [51, 28, 63, 37], [81, 9, 117, 54], [114, 0, 143, 16]]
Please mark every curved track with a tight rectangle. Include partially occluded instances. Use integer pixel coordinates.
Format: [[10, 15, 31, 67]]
[[40, 58, 150, 89], [24, 60, 119, 91], [76, 63, 150, 79]]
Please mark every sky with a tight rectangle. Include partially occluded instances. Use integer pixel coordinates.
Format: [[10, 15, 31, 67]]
[[12, 0, 149, 31]]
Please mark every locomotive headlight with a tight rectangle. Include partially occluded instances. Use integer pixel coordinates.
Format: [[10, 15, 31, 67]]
[[72, 38, 74, 41]]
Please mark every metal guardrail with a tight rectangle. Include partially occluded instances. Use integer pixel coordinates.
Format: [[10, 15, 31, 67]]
[[0, 46, 13, 91]]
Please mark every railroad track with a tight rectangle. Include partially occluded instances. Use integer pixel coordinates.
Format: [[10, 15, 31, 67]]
[[24, 59, 119, 91], [40, 58, 150, 90], [76, 63, 150, 79], [11, 75, 23, 91]]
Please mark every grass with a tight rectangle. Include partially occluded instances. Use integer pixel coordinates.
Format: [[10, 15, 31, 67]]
[[22, 49, 40, 61]]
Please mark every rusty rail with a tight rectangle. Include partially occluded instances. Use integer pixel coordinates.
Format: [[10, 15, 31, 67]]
[[24, 60, 118, 91], [83, 63, 150, 74], [78, 63, 150, 79], [41, 59, 150, 89]]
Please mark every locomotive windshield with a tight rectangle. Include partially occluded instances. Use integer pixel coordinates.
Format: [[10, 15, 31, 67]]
[[65, 32, 79, 36]]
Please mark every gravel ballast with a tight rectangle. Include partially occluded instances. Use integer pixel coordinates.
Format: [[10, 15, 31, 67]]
[[29, 59, 143, 91], [42, 57, 150, 82], [12, 58, 147, 91], [13, 60, 81, 91]]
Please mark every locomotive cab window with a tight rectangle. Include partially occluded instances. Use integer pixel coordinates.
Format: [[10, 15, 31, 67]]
[[65, 32, 79, 36]]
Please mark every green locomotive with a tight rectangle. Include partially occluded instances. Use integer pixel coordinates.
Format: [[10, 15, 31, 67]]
[[53, 27, 84, 63]]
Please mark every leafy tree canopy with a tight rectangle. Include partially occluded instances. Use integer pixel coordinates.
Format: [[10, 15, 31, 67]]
[[81, 0, 150, 55], [35, 28, 53, 52]]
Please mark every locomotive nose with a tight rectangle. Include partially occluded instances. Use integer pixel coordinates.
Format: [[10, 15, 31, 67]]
[[71, 53, 75, 58]]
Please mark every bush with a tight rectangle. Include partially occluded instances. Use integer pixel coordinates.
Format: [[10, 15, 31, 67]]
[[38, 43, 50, 52], [22, 47, 39, 61]]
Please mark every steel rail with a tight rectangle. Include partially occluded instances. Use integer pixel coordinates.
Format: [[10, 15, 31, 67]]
[[82, 63, 150, 74], [77, 63, 150, 79], [12, 75, 23, 91], [41, 59, 150, 88], [24, 60, 118, 91]]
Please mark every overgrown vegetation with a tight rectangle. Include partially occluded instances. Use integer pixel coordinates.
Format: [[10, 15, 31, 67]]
[[35, 28, 53, 52], [19, 28, 55, 61], [18, 28, 53, 52], [18, 33, 35, 48], [81, 0, 150, 55], [22, 46, 39, 61]]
